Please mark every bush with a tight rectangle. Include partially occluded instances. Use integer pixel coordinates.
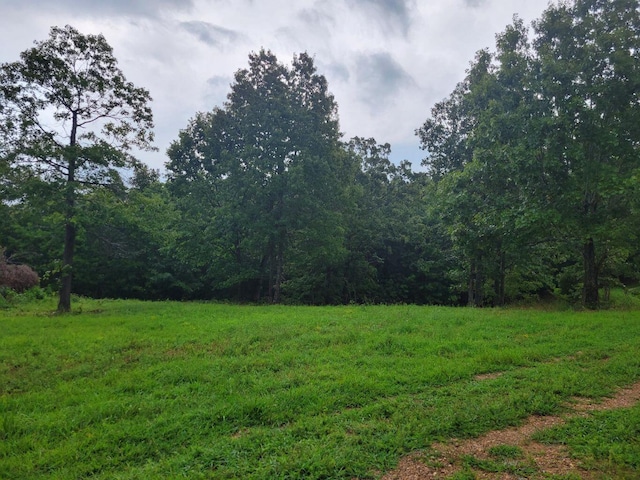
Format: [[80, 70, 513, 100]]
[[0, 249, 40, 293]]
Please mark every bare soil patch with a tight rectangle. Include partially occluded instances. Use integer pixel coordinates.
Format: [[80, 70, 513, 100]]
[[473, 372, 505, 381], [380, 380, 640, 480]]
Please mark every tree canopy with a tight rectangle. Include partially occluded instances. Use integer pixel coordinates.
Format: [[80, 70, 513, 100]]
[[0, 25, 155, 311], [417, 0, 640, 308], [167, 50, 357, 303], [3, 1, 640, 309]]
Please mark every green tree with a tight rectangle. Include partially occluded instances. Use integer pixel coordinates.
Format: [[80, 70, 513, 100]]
[[416, 80, 475, 180], [462, 18, 558, 306], [344, 138, 453, 304], [167, 50, 354, 303], [0, 173, 64, 286], [72, 177, 186, 300], [533, 0, 640, 308], [419, 2, 640, 308], [0, 25, 155, 311], [418, 49, 510, 305]]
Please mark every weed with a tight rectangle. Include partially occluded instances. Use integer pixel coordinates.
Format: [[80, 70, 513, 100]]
[[448, 468, 477, 479], [462, 454, 538, 476], [487, 444, 523, 459]]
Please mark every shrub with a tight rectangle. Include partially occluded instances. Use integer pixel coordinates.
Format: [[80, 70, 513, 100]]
[[0, 249, 40, 293]]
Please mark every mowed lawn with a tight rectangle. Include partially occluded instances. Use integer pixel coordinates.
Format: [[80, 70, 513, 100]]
[[1, 298, 639, 479]]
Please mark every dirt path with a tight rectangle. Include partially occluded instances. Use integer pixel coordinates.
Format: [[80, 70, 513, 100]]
[[380, 380, 640, 480]]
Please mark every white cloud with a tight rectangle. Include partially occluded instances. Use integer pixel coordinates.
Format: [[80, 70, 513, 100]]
[[180, 21, 247, 49], [0, 0, 553, 170]]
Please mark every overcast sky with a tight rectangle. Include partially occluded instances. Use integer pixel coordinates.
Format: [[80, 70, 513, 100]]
[[0, 0, 553, 172]]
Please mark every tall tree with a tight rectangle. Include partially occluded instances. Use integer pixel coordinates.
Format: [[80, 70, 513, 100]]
[[167, 50, 354, 303], [533, 0, 640, 308], [419, 2, 640, 307], [418, 49, 506, 305], [0, 25, 155, 311]]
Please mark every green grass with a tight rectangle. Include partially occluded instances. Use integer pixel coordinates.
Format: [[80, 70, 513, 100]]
[[456, 444, 535, 479], [534, 404, 640, 479], [487, 444, 523, 459], [1, 297, 640, 479], [462, 453, 538, 477]]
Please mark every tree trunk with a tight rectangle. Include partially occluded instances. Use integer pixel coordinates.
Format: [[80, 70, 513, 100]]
[[270, 234, 285, 303], [254, 255, 267, 302], [270, 186, 286, 304], [475, 265, 484, 307], [273, 252, 283, 304], [582, 237, 599, 309], [468, 258, 483, 307], [495, 248, 506, 306], [57, 112, 77, 313], [467, 261, 475, 307], [57, 219, 76, 312]]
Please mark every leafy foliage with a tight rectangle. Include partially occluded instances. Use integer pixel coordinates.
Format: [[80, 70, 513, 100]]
[[3, 1, 640, 306], [418, 1, 640, 308], [0, 25, 155, 311], [167, 50, 357, 303]]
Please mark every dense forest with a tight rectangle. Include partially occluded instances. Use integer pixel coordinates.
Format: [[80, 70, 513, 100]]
[[1, 0, 640, 310]]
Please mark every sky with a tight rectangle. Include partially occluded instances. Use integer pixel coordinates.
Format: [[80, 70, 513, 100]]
[[0, 0, 553, 172]]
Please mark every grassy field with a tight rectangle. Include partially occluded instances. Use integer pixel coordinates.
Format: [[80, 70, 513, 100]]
[[1, 296, 640, 479]]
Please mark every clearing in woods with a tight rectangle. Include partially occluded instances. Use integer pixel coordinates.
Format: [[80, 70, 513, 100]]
[[2, 298, 640, 479]]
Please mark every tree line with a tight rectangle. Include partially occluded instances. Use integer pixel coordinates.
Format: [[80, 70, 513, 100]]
[[2, 0, 640, 311]]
